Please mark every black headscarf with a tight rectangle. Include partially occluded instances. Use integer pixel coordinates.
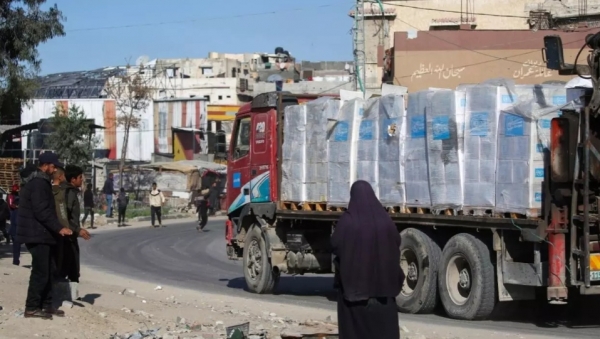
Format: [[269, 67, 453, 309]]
[[331, 180, 403, 301]]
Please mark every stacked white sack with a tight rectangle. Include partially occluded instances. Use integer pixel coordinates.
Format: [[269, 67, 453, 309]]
[[496, 85, 566, 216], [356, 97, 380, 196], [281, 105, 307, 201], [327, 98, 362, 206], [405, 91, 432, 207], [378, 94, 406, 207], [426, 90, 465, 211], [305, 97, 340, 202], [463, 85, 504, 212]]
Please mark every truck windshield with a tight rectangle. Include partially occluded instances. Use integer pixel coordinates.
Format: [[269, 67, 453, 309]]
[[233, 117, 251, 159]]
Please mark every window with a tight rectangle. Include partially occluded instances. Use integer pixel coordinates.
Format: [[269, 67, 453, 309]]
[[201, 67, 213, 75], [218, 95, 223, 100], [227, 95, 231, 98], [204, 95, 211, 102], [232, 117, 251, 159]]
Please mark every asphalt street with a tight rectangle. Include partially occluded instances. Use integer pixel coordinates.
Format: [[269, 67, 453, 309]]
[[80, 219, 600, 339]]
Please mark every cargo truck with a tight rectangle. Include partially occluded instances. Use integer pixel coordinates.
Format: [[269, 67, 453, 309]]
[[224, 33, 600, 321]]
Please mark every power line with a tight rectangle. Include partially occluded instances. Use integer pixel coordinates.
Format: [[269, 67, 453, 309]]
[[383, 2, 530, 19], [66, 4, 345, 32]]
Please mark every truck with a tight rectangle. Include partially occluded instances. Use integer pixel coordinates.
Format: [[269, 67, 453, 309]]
[[223, 33, 600, 321]]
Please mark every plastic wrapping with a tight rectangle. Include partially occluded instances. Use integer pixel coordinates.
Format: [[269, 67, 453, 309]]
[[327, 98, 363, 206], [281, 105, 307, 201], [426, 90, 464, 210], [305, 97, 340, 202], [356, 97, 380, 196], [496, 85, 566, 215], [405, 91, 432, 207], [463, 85, 502, 209], [378, 94, 406, 207]]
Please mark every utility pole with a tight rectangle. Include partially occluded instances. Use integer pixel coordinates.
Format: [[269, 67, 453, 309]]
[[353, 0, 366, 96]]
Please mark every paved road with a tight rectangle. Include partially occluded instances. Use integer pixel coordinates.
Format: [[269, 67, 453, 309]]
[[80, 219, 600, 339]]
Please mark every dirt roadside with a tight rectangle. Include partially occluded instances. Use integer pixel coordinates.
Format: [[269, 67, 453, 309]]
[[0, 226, 562, 339]]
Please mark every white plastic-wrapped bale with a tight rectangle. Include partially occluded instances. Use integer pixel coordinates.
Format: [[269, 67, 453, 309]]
[[356, 97, 380, 196], [463, 85, 503, 212], [378, 95, 406, 207], [281, 104, 307, 202], [305, 97, 340, 202], [405, 91, 431, 207], [327, 98, 363, 206], [495, 85, 566, 216], [426, 90, 464, 211]]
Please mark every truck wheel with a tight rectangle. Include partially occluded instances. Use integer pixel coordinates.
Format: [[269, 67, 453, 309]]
[[438, 233, 496, 320], [396, 228, 441, 314], [243, 226, 279, 294]]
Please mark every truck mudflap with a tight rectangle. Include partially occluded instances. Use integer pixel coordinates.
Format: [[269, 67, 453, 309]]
[[226, 219, 237, 259]]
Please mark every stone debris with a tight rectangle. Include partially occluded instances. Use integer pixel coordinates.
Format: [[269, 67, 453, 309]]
[[99, 312, 107, 318], [121, 289, 137, 297], [154, 286, 162, 291], [401, 325, 410, 333], [62, 300, 74, 309], [134, 310, 153, 319]]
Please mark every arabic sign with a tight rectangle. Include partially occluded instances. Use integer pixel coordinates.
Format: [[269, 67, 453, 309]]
[[411, 63, 465, 82], [512, 59, 553, 79]]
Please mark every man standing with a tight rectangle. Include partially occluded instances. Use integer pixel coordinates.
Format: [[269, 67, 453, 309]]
[[81, 183, 95, 229], [51, 167, 69, 280], [194, 187, 209, 232], [17, 153, 73, 319], [7, 184, 20, 265], [117, 188, 129, 227], [102, 173, 115, 218], [149, 182, 165, 228], [0, 194, 10, 244], [63, 165, 91, 301]]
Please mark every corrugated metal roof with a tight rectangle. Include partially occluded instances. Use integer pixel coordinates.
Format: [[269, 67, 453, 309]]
[[34, 68, 126, 99]]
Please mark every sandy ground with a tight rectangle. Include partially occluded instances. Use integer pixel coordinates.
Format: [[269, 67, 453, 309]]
[[0, 220, 565, 339]]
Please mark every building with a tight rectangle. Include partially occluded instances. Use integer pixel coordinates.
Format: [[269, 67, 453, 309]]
[[392, 29, 591, 92], [354, 0, 600, 94], [20, 98, 153, 161]]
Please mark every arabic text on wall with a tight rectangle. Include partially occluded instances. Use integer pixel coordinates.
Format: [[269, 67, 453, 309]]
[[411, 63, 466, 82], [512, 60, 553, 79]]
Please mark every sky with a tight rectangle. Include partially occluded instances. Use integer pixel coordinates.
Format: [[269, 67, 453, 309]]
[[38, 0, 354, 74]]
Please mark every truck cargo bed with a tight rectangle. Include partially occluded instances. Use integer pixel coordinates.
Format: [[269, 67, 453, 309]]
[[277, 200, 540, 230]]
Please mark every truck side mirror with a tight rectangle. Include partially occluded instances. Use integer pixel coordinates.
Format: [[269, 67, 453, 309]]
[[243, 188, 250, 196], [542, 35, 591, 75], [543, 36, 566, 71]]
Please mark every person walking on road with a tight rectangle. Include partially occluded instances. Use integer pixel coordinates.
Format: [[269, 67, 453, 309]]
[[149, 183, 165, 228], [7, 184, 20, 265], [117, 188, 129, 227], [102, 173, 115, 218], [331, 180, 403, 339], [51, 167, 69, 280], [63, 165, 91, 301], [194, 187, 210, 232], [0, 194, 10, 244], [81, 183, 95, 229], [17, 152, 73, 320]]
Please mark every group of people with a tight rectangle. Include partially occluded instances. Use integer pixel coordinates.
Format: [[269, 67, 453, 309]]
[[6, 153, 92, 320], [101, 173, 164, 228]]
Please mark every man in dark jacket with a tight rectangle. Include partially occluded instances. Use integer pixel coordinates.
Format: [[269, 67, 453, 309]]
[[63, 165, 90, 301], [17, 152, 73, 320], [81, 183, 95, 228], [102, 173, 115, 218], [0, 194, 10, 244]]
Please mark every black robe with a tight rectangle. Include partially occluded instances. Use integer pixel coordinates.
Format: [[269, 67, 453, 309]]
[[331, 180, 403, 339]]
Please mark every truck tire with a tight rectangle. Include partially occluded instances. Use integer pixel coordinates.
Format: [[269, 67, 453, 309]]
[[396, 228, 441, 314], [243, 226, 279, 294], [438, 233, 496, 320]]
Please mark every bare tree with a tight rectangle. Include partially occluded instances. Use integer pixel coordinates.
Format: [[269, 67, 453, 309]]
[[104, 66, 153, 187]]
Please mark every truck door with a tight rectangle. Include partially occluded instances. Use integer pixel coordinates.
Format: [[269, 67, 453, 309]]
[[249, 111, 272, 203], [227, 115, 252, 213]]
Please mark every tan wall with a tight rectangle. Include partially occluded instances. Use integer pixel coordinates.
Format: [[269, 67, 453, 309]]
[[393, 48, 581, 92], [384, 0, 531, 33]]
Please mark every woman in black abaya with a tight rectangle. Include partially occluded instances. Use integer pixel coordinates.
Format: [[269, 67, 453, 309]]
[[331, 180, 403, 339]]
